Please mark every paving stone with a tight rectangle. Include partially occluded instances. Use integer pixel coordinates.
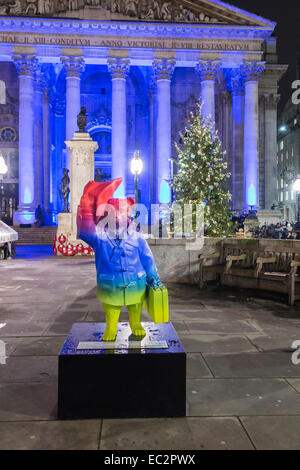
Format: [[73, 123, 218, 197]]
[[287, 379, 300, 394], [171, 321, 190, 334], [203, 353, 300, 378], [84, 310, 106, 323], [179, 334, 256, 354], [187, 354, 213, 378], [0, 321, 49, 338], [185, 319, 259, 334], [0, 337, 23, 357], [100, 417, 253, 450], [169, 309, 211, 321], [0, 303, 61, 319], [43, 311, 89, 335], [241, 416, 300, 450], [0, 383, 57, 421], [2, 248, 300, 450], [247, 321, 300, 338], [0, 356, 58, 383], [0, 420, 101, 450], [187, 378, 300, 416], [11, 337, 65, 356], [58, 301, 94, 313], [246, 334, 300, 352]]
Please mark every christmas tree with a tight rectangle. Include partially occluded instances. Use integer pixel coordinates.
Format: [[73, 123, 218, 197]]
[[172, 103, 233, 237]]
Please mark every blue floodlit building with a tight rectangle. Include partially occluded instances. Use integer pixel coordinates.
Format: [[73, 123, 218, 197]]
[[0, 0, 287, 226]]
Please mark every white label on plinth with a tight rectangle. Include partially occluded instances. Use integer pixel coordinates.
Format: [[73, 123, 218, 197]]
[[77, 340, 169, 350]]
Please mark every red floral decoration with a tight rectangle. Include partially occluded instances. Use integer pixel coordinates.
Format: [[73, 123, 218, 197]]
[[53, 234, 94, 257]]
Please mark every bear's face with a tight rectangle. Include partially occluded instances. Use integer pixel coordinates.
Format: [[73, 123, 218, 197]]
[[106, 198, 135, 228]]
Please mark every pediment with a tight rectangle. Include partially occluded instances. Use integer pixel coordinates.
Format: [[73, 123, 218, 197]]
[[0, 0, 275, 28]]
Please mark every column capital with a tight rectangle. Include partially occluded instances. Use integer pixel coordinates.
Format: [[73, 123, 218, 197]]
[[61, 56, 85, 78], [107, 57, 130, 79], [260, 93, 281, 108], [242, 61, 266, 82], [196, 60, 220, 81], [53, 95, 66, 117], [225, 68, 245, 96], [152, 58, 175, 81], [12, 55, 38, 77], [35, 69, 49, 93]]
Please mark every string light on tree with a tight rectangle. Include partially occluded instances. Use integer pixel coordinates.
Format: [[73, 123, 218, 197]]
[[172, 102, 233, 237]]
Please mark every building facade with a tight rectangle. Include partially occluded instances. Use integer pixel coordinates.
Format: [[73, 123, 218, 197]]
[[277, 100, 300, 222], [0, 0, 287, 226]]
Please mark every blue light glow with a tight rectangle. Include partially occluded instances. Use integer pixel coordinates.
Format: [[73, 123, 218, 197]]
[[159, 180, 171, 204], [248, 185, 256, 207], [113, 181, 125, 199], [24, 187, 33, 204]]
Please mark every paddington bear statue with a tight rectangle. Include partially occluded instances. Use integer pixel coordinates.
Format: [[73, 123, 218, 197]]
[[77, 178, 162, 341]]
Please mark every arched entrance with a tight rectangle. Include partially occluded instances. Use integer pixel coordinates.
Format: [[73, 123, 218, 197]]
[[86, 117, 112, 181], [0, 128, 19, 226]]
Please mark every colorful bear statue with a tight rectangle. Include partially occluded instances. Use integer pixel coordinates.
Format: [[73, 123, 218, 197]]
[[77, 178, 161, 341]]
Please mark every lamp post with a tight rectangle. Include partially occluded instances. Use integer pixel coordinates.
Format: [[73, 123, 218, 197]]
[[0, 154, 8, 221], [293, 176, 300, 240], [130, 150, 143, 204]]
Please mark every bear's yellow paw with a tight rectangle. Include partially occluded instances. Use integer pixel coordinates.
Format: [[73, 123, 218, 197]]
[[102, 331, 117, 342], [131, 326, 146, 338]]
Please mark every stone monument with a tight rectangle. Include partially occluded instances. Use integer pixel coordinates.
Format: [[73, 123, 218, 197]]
[[257, 210, 282, 226], [56, 110, 98, 255]]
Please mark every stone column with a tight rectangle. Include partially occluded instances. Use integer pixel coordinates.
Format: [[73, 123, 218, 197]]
[[53, 95, 66, 215], [43, 86, 51, 222], [34, 70, 46, 211], [152, 58, 175, 204], [242, 62, 265, 209], [226, 68, 245, 212], [13, 54, 38, 225], [61, 56, 85, 171], [196, 60, 220, 123], [264, 93, 280, 209], [108, 55, 130, 198]]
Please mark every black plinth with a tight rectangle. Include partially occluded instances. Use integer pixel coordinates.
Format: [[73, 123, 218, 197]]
[[58, 322, 186, 420]]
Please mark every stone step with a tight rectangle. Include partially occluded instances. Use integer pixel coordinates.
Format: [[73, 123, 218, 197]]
[[13, 227, 57, 246]]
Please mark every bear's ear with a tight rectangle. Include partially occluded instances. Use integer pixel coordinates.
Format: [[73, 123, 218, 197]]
[[127, 197, 135, 207]]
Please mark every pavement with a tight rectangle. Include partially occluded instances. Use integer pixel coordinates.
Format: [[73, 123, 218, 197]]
[[0, 245, 300, 450]]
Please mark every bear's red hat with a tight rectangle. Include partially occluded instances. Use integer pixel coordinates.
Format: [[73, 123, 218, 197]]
[[106, 197, 135, 212]]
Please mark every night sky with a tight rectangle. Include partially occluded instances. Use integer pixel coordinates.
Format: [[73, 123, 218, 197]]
[[222, 0, 300, 109]]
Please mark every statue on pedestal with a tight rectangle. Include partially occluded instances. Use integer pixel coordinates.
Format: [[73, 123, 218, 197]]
[[60, 168, 70, 213], [95, 168, 102, 182], [77, 107, 87, 133], [77, 178, 167, 342]]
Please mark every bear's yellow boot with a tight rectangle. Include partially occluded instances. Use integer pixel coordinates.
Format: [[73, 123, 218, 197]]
[[102, 304, 121, 342], [128, 303, 146, 338]]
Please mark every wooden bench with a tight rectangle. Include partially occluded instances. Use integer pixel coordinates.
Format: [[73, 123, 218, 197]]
[[199, 240, 300, 306]]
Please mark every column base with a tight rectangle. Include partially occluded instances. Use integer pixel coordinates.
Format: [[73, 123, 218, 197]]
[[13, 205, 36, 226]]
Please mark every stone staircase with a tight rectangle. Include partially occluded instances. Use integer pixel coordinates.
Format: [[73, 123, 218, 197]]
[[13, 227, 57, 246]]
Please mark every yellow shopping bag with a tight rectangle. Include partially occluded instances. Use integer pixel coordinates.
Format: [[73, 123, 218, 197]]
[[143, 286, 169, 323]]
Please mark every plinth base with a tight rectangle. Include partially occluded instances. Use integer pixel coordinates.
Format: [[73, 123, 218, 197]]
[[58, 322, 186, 420]]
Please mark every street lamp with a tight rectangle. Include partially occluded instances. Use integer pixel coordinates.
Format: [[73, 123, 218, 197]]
[[130, 150, 143, 204], [293, 176, 300, 239], [0, 154, 8, 221]]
